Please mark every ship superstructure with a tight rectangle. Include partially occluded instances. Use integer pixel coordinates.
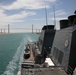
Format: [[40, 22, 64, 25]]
[[19, 13, 76, 75]]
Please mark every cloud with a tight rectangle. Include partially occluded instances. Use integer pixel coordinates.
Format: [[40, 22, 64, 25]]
[[50, 9, 67, 16], [0, 0, 57, 24], [8, 11, 36, 21], [49, 17, 67, 21], [0, 8, 36, 26], [1, 0, 57, 10], [55, 17, 67, 20], [0, 0, 57, 27]]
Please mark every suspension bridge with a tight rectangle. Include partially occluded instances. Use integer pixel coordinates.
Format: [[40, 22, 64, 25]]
[[0, 24, 41, 34]]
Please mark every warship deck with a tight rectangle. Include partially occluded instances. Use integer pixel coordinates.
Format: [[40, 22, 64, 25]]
[[21, 43, 67, 75], [21, 67, 67, 75]]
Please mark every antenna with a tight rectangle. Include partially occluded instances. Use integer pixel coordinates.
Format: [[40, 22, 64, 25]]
[[53, 6, 56, 29], [45, 6, 48, 30]]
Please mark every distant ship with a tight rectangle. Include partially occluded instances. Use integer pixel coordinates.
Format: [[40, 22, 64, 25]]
[[17, 11, 76, 75]]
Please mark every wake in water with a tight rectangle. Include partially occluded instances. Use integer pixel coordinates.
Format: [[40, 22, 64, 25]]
[[1, 39, 25, 75], [1, 34, 39, 75]]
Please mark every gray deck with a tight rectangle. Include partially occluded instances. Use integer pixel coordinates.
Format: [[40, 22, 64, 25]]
[[21, 67, 67, 75]]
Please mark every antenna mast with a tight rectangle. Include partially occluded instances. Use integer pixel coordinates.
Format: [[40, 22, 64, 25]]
[[45, 6, 48, 30], [53, 6, 56, 29]]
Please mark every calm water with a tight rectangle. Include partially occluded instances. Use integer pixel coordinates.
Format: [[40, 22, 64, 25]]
[[0, 33, 39, 75]]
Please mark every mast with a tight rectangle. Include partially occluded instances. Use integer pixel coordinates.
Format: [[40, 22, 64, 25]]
[[45, 6, 48, 30], [53, 6, 56, 29]]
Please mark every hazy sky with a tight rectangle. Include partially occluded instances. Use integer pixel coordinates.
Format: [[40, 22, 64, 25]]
[[0, 0, 76, 32]]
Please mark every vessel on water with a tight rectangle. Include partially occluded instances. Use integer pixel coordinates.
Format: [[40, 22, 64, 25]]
[[19, 12, 76, 75]]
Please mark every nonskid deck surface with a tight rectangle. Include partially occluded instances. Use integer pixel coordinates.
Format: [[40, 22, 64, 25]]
[[21, 67, 67, 75], [21, 43, 67, 75]]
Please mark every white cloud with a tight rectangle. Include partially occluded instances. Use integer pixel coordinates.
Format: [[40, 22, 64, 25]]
[[9, 11, 36, 20], [49, 9, 68, 28], [0, 8, 36, 26], [50, 9, 67, 16], [55, 10, 67, 16], [0, 0, 57, 25], [49, 17, 67, 21], [55, 17, 67, 20], [49, 17, 67, 30], [1, 0, 57, 10], [0, 0, 57, 30]]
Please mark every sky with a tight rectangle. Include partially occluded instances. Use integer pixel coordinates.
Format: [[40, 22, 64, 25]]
[[0, 0, 76, 33]]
